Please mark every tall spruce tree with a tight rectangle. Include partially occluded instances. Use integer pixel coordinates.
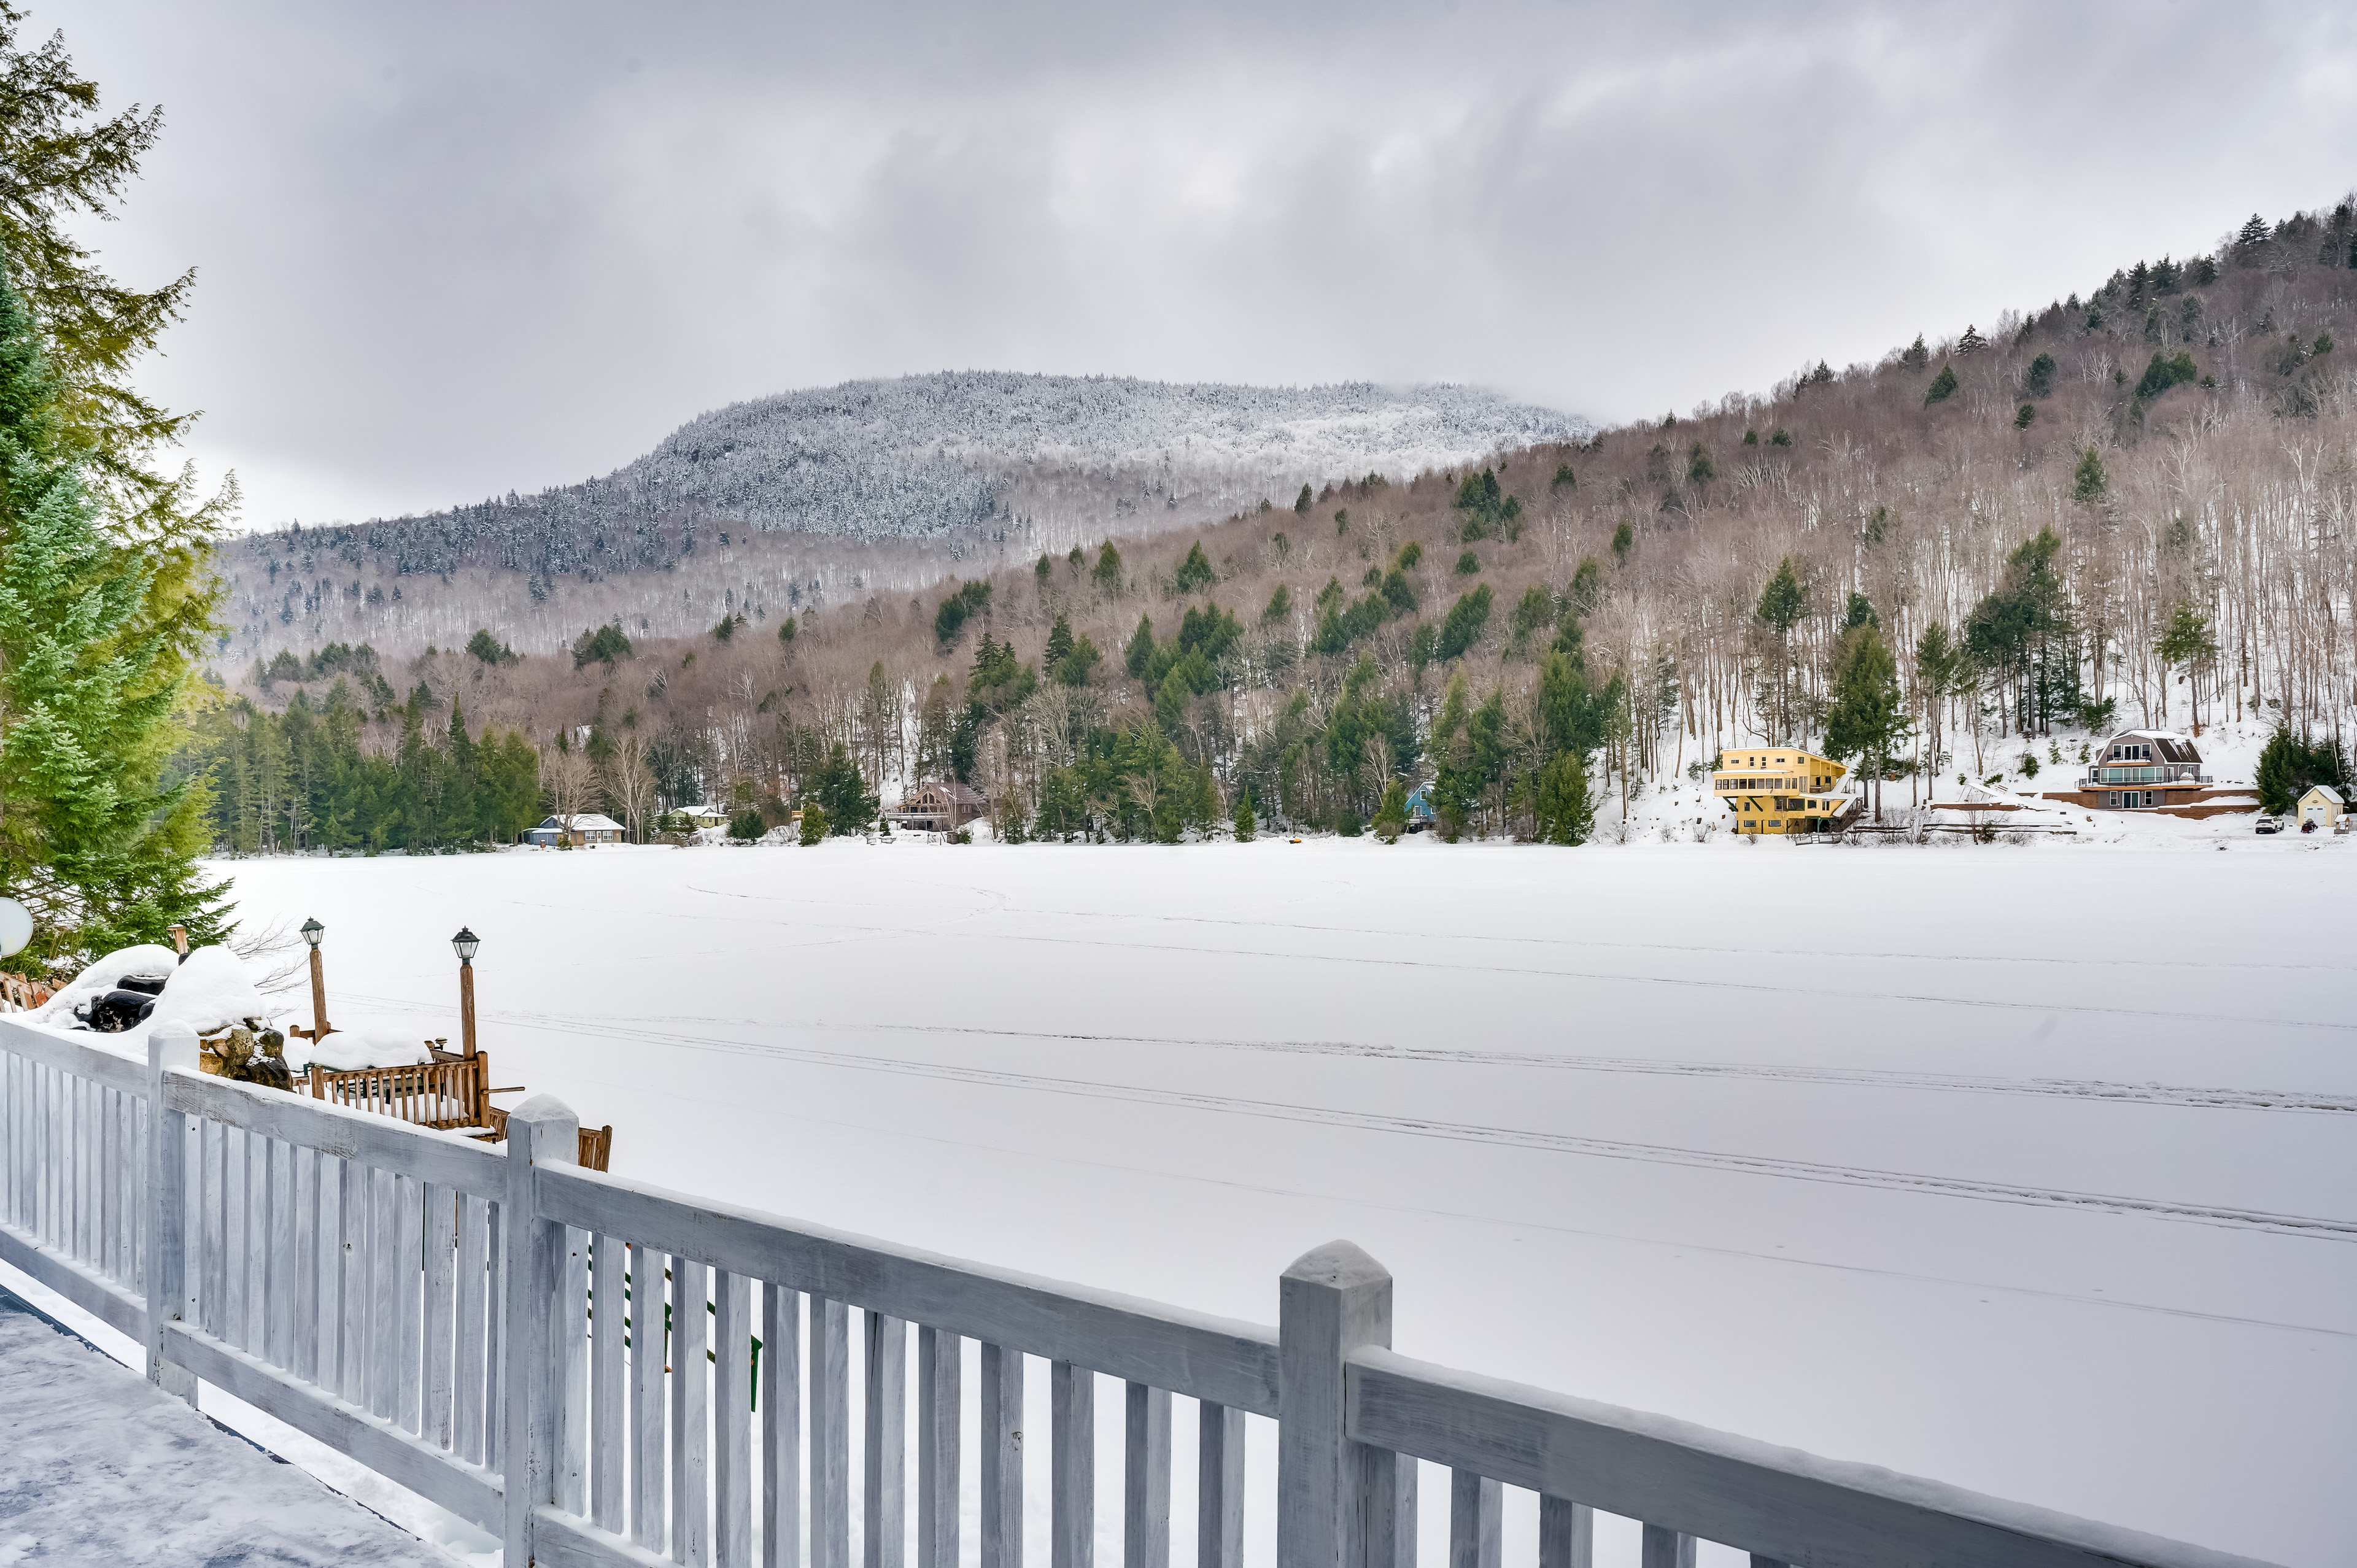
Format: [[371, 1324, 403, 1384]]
[[1825, 625, 1904, 820], [0, 265, 223, 968], [1754, 557, 1807, 740], [1533, 750, 1593, 846], [0, 12, 226, 772]]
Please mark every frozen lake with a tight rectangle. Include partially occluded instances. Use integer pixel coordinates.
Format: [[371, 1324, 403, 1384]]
[[214, 835, 2355, 1566]]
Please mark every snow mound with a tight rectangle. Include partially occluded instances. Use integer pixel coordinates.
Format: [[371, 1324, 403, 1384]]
[[145, 947, 281, 1038], [32, 943, 179, 1027], [31, 944, 279, 1043], [286, 1025, 434, 1073]]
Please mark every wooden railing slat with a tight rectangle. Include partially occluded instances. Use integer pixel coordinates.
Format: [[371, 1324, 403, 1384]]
[[1538, 1496, 1593, 1568], [1196, 1402, 1244, 1568], [1052, 1359, 1094, 1568], [629, 1241, 665, 1551], [816, 1296, 851, 1568], [980, 1343, 1023, 1568], [425, 1180, 458, 1449], [673, 1256, 711, 1564], [916, 1325, 959, 1568], [338, 1156, 364, 1402], [398, 1172, 425, 1434], [590, 1230, 624, 1529], [1123, 1381, 1171, 1568], [864, 1311, 907, 1568], [559, 1224, 590, 1518], [1449, 1469, 1500, 1568], [762, 1284, 804, 1568], [1639, 1524, 1695, 1568], [716, 1267, 753, 1568], [459, 1192, 489, 1464]]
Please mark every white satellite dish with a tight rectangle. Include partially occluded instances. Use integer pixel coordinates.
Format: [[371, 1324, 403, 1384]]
[[0, 898, 31, 959]]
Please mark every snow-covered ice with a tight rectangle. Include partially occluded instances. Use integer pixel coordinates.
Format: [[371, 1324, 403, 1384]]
[[0, 1285, 453, 1566], [18, 830, 2348, 1566]]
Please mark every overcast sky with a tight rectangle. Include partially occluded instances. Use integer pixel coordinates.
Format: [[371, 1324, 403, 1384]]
[[43, 1, 2357, 530]]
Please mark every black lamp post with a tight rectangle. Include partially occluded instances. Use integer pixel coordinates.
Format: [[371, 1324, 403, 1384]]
[[452, 927, 480, 1060], [301, 917, 329, 1040]]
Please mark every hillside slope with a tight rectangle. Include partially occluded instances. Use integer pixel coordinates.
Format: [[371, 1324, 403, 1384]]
[[197, 201, 2357, 852], [221, 374, 1583, 659]]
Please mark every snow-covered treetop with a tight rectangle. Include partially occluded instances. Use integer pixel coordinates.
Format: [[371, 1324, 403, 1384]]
[[234, 373, 1589, 580]]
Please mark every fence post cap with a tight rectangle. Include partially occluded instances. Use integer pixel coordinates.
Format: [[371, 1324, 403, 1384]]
[[1282, 1240, 1389, 1291], [149, 1020, 199, 1070], [506, 1092, 580, 1167], [508, 1091, 576, 1126]]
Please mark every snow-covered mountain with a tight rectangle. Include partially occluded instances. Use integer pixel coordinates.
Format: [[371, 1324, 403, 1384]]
[[226, 373, 1587, 658]]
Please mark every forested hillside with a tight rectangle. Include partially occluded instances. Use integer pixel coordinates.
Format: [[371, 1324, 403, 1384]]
[[214, 376, 1581, 664], [195, 203, 2357, 852]]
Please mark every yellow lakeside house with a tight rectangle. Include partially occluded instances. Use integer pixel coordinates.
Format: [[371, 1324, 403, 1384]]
[[1712, 747, 1857, 835]]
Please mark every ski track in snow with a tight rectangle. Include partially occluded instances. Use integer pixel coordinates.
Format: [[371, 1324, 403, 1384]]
[[341, 994, 2357, 1240], [343, 988, 2356, 1113], [563, 881, 2357, 1037]]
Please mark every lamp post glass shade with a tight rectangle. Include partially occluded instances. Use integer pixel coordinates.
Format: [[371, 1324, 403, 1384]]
[[300, 917, 323, 949], [451, 927, 480, 964]]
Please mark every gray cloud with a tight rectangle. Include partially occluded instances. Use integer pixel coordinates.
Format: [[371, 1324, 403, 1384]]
[[42, 0, 2357, 527]]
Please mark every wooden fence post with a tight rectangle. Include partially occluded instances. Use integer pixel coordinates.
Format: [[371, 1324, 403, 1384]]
[[501, 1093, 579, 1567], [1278, 1240, 1402, 1568], [145, 1022, 199, 1407]]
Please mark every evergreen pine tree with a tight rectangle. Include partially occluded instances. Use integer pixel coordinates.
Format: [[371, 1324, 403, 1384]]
[[1371, 778, 1407, 843], [2072, 447, 2110, 504], [0, 265, 224, 968], [1532, 751, 1594, 845], [2255, 728, 2302, 815], [1922, 365, 1959, 405], [1294, 484, 1313, 515], [1900, 334, 1930, 372], [1233, 785, 1255, 843], [1174, 541, 1215, 595], [1124, 614, 1155, 678], [1092, 539, 1124, 592], [1754, 557, 1807, 739], [1825, 625, 1904, 819], [2155, 601, 2218, 728], [1045, 613, 1075, 669]]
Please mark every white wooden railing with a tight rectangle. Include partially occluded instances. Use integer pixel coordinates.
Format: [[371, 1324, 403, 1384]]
[[0, 1014, 2278, 1568]]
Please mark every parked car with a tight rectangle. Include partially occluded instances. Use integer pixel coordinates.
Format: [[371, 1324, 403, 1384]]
[[2254, 815, 2285, 835]]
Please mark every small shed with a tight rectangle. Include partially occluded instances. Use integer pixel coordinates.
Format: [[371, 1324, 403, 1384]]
[[2296, 784, 2345, 830]]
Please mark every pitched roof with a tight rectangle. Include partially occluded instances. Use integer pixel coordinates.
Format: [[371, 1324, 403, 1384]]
[[903, 779, 987, 806], [2100, 730, 2200, 765], [538, 813, 625, 831], [2301, 784, 2345, 805]]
